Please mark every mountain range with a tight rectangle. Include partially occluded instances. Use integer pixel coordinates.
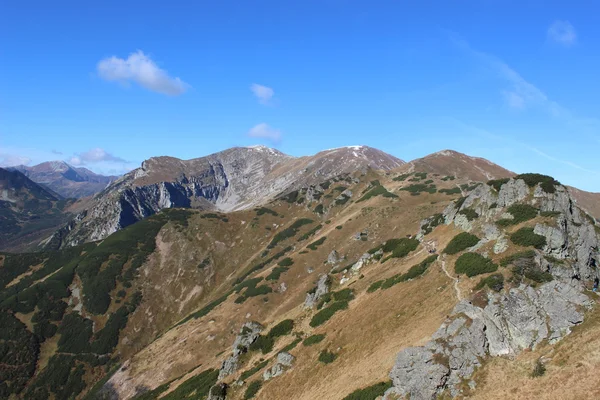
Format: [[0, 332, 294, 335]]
[[9, 161, 117, 199], [1, 146, 600, 400]]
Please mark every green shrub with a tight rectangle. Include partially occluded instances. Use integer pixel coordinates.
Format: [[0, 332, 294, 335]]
[[474, 273, 504, 292], [367, 280, 384, 293], [458, 208, 479, 221], [310, 300, 349, 327], [318, 350, 337, 364], [244, 380, 262, 399], [441, 175, 455, 181], [266, 266, 289, 281], [269, 319, 294, 338], [256, 207, 278, 216], [357, 185, 398, 202], [303, 334, 326, 346], [392, 174, 411, 182], [314, 204, 324, 214], [240, 360, 269, 381], [454, 253, 498, 277], [421, 214, 445, 235], [382, 238, 419, 260], [278, 258, 294, 267], [496, 204, 539, 226], [307, 237, 327, 250], [335, 225, 343, 230], [299, 224, 322, 241], [531, 359, 546, 378], [455, 197, 467, 208], [460, 183, 480, 191], [439, 187, 461, 195], [281, 337, 302, 352], [268, 219, 314, 248], [333, 288, 355, 302], [374, 255, 438, 291], [500, 250, 536, 267], [161, 368, 218, 400], [342, 381, 393, 400], [515, 173, 560, 193], [399, 183, 436, 195], [444, 233, 480, 255], [487, 178, 510, 191], [510, 228, 547, 249]]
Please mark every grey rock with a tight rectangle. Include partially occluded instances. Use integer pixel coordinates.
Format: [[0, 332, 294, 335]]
[[385, 280, 592, 399], [497, 179, 529, 208], [304, 274, 330, 309], [263, 352, 295, 381], [327, 250, 341, 264], [218, 322, 263, 380]]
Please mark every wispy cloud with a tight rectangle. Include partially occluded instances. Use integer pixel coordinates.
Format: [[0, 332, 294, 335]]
[[547, 20, 577, 47], [250, 83, 275, 105], [530, 147, 598, 174], [97, 50, 189, 96], [0, 153, 31, 167], [51, 149, 63, 155], [69, 148, 128, 166], [247, 123, 281, 142]]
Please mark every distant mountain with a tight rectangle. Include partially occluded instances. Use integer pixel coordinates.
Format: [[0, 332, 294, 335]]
[[10, 161, 117, 198], [48, 145, 405, 247], [400, 150, 515, 182], [0, 168, 74, 251]]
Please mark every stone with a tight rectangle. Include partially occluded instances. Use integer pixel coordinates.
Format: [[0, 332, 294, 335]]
[[327, 250, 341, 264], [304, 274, 330, 309], [218, 322, 263, 380], [263, 352, 295, 381]]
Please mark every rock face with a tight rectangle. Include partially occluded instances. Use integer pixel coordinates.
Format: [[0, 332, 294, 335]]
[[218, 322, 263, 380], [263, 352, 295, 381], [327, 250, 341, 264], [386, 178, 600, 399], [385, 281, 592, 400], [53, 145, 404, 247], [304, 274, 331, 309]]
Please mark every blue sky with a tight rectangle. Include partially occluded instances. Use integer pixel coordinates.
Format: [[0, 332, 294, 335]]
[[1, 1, 599, 191]]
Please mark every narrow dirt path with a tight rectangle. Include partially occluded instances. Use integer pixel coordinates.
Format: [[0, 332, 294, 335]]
[[440, 255, 462, 301]]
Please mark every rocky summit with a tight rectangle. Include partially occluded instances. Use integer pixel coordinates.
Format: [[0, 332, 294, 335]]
[[1, 147, 600, 400]]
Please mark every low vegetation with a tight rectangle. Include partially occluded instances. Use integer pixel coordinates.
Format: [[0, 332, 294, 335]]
[[161, 368, 218, 400], [303, 334, 326, 346], [342, 381, 393, 400], [474, 273, 504, 292], [421, 213, 445, 235], [249, 319, 294, 354], [444, 232, 480, 255], [439, 187, 461, 195], [487, 178, 510, 191], [515, 173, 560, 193], [369, 255, 438, 292], [307, 237, 327, 250], [244, 380, 263, 399], [454, 253, 498, 277], [267, 218, 314, 248], [458, 208, 479, 221], [318, 350, 337, 364], [496, 204, 539, 226], [240, 361, 269, 381], [381, 237, 420, 261], [399, 183, 437, 195], [357, 185, 398, 202], [510, 227, 547, 249]]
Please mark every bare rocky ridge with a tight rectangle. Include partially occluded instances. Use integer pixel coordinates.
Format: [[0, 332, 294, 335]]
[[50, 145, 405, 247]]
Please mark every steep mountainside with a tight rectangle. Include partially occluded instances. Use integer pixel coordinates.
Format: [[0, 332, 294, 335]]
[[0, 168, 74, 252], [10, 161, 117, 199], [49, 146, 405, 248], [2, 163, 599, 400]]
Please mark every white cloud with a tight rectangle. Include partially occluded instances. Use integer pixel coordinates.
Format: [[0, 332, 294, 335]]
[[247, 123, 281, 142], [502, 91, 526, 110], [97, 51, 189, 96], [250, 83, 275, 105], [70, 148, 127, 165], [547, 20, 577, 47], [0, 153, 31, 167]]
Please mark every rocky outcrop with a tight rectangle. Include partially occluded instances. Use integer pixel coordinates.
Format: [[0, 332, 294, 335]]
[[262, 352, 295, 381], [218, 322, 263, 380], [384, 281, 592, 399], [327, 250, 341, 264], [304, 275, 331, 309]]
